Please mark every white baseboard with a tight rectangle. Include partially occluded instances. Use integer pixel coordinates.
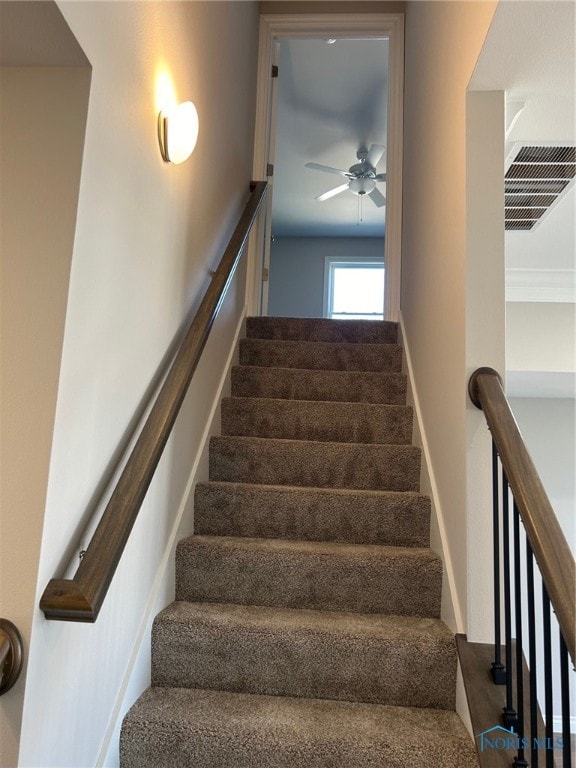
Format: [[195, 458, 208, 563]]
[[398, 311, 464, 633], [96, 306, 247, 767]]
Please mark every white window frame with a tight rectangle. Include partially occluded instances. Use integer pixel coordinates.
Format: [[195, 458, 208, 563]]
[[323, 256, 385, 319]]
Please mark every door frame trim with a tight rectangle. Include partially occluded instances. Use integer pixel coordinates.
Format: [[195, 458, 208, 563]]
[[251, 12, 404, 321]]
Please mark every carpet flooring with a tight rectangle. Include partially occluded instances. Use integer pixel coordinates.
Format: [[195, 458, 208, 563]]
[[120, 317, 479, 767]]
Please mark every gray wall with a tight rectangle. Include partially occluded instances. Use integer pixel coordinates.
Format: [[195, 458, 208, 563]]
[[508, 396, 576, 728], [509, 397, 575, 548], [268, 236, 385, 317]]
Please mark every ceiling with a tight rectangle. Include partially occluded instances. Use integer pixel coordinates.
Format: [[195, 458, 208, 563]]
[[271, 37, 388, 238], [470, 0, 575, 275]]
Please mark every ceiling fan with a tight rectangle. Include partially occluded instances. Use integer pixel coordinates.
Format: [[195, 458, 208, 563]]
[[305, 144, 386, 207]]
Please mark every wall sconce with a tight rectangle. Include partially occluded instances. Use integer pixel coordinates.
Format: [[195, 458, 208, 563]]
[[158, 101, 199, 164]]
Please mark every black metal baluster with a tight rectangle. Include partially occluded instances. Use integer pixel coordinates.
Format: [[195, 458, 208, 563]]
[[502, 469, 518, 728], [513, 502, 528, 767], [559, 633, 572, 768], [526, 542, 538, 767], [542, 587, 554, 768], [492, 441, 506, 684]]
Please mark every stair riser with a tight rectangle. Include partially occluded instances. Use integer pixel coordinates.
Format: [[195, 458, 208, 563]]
[[231, 367, 407, 404], [152, 615, 456, 710], [209, 437, 421, 492], [239, 339, 402, 372], [194, 483, 430, 547], [176, 539, 442, 617], [221, 398, 413, 444], [246, 316, 399, 344]]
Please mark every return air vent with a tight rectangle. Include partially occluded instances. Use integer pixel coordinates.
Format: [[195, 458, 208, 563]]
[[505, 144, 575, 231]]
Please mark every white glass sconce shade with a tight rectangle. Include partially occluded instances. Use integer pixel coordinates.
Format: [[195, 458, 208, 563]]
[[158, 101, 199, 164]]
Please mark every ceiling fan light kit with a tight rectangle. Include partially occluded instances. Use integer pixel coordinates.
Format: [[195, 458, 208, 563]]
[[349, 177, 376, 196], [305, 144, 387, 208]]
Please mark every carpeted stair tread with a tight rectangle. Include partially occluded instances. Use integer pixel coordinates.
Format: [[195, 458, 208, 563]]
[[246, 316, 399, 345], [120, 687, 480, 768], [221, 397, 413, 444], [239, 338, 402, 372], [231, 366, 407, 404], [176, 535, 442, 617], [194, 481, 430, 547], [152, 601, 456, 709], [209, 435, 421, 491]]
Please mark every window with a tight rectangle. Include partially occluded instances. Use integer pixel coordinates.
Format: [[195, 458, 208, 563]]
[[323, 257, 385, 320]]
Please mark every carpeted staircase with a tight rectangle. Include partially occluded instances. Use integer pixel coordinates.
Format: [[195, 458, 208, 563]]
[[120, 317, 479, 767]]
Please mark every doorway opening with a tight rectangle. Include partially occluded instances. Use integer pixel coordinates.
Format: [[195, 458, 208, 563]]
[[267, 36, 388, 320], [250, 12, 404, 321]]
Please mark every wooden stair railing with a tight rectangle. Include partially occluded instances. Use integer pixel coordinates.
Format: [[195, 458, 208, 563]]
[[40, 181, 267, 623], [469, 368, 575, 662], [468, 367, 575, 768]]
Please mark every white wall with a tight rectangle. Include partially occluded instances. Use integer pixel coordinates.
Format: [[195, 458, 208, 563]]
[[402, 0, 497, 636], [0, 65, 91, 768], [509, 397, 575, 551], [506, 187, 575, 273], [268, 236, 384, 317], [15, 2, 260, 766], [507, 302, 576, 372], [465, 90, 506, 643]]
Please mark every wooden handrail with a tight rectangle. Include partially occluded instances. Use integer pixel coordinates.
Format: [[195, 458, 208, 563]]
[[40, 181, 267, 622], [469, 367, 576, 663]]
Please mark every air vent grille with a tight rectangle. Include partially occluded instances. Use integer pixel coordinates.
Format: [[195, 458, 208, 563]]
[[506, 180, 570, 194], [506, 221, 534, 230], [505, 144, 575, 231], [514, 146, 575, 163], [505, 194, 557, 207], [506, 163, 575, 180], [505, 208, 547, 221]]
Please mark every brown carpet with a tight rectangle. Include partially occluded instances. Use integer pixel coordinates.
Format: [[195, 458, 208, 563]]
[[120, 317, 479, 767]]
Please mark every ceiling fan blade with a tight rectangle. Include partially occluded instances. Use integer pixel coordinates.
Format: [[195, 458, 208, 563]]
[[316, 183, 349, 202], [368, 186, 386, 208], [305, 162, 351, 178], [375, 173, 386, 182], [367, 144, 386, 168]]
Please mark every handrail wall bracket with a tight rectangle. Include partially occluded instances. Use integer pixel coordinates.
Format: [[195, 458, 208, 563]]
[[468, 366, 503, 410], [0, 619, 24, 695]]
